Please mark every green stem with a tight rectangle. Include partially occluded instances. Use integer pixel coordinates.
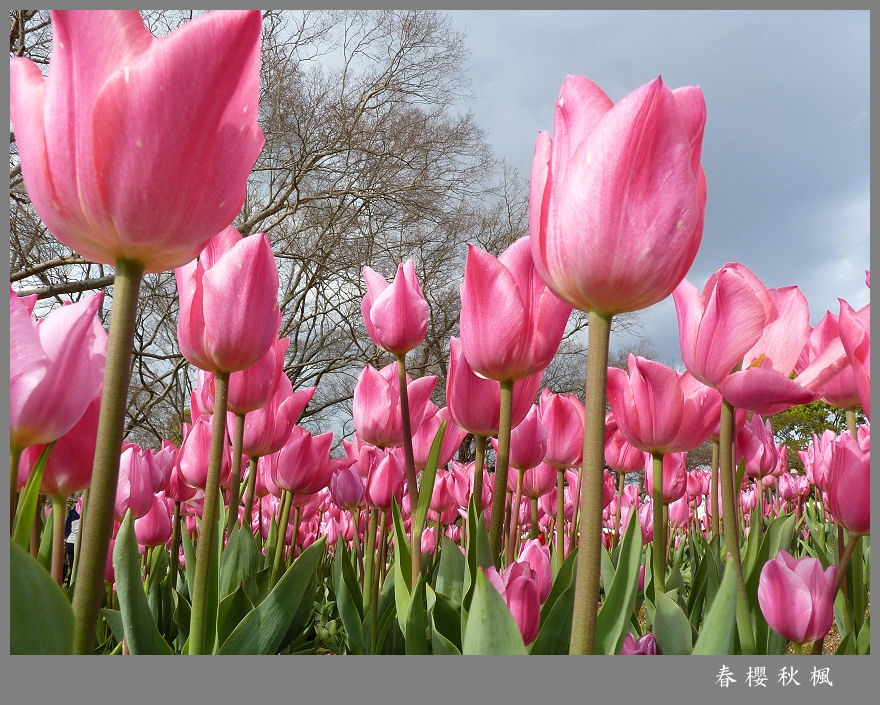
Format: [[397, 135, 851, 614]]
[[569, 310, 612, 655], [363, 508, 378, 595], [652, 454, 666, 594], [530, 497, 538, 541], [556, 468, 566, 560], [270, 490, 293, 587], [612, 470, 625, 553], [845, 408, 857, 439], [719, 397, 756, 655], [242, 457, 259, 528], [71, 258, 144, 654], [710, 440, 720, 539], [812, 533, 860, 654], [10, 446, 22, 533], [396, 355, 421, 581], [489, 379, 514, 566], [568, 465, 583, 553], [506, 468, 525, 564], [473, 435, 486, 516], [168, 500, 181, 583], [51, 495, 65, 585], [188, 370, 230, 655], [349, 508, 365, 581], [30, 494, 44, 557], [288, 506, 301, 566], [371, 510, 387, 653], [224, 413, 246, 538]]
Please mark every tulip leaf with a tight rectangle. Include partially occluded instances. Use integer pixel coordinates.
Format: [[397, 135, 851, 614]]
[[101, 608, 125, 644], [10, 540, 74, 653], [600, 543, 615, 596], [431, 621, 461, 654], [413, 420, 446, 536], [394, 548, 411, 635], [219, 524, 259, 601], [405, 574, 430, 654], [218, 536, 325, 654], [462, 569, 528, 654], [654, 589, 693, 654], [530, 585, 574, 654], [462, 499, 493, 613], [36, 504, 55, 572], [391, 498, 412, 589], [11, 443, 53, 551], [180, 523, 196, 599], [216, 584, 254, 648], [431, 589, 462, 649], [263, 516, 278, 571], [540, 547, 577, 626], [172, 590, 191, 648], [693, 554, 738, 654], [435, 536, 465, 604], [113, 512, 173, 654], [595, 512, 642, 654], [333, 539, 367, 654], [856, 618, 870, 655]]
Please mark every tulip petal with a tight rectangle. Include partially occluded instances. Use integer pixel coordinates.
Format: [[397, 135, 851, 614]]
[[722, 367, 817, 416]]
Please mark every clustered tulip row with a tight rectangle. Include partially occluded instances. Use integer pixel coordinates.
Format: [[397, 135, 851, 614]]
[[9, 10, 870, 656]]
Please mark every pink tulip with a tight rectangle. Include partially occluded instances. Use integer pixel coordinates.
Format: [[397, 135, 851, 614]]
[[428, 470, 457, 513], [838, 299, 870, 419], [673, 262, 773, 389], [518, 539, 553, 603], [798, 310, 862, 409], [10, 288, 107, 450], [165, 455, 198, 504], [365, 448, 406, 511], [736, 415, 779, 479], [668, 494, 691, 528], [511, 461, 558, 500], [274, 427, 335, 496], [637, 499, 654, 545], [176, 415, 231, 490], [607, 354, 720, 455], [19, 395, 101, 497], [644, 452, 687, 505], [176, 226, 280, 374], [239, 378, 314, 458], [778, 473, 800, 502], [459, 237, 570, 382], [826, 432, 870, 535], [10, 11, 264, 272], [798, 430, 837, 492], [485, 563, 541, 645], [530, 75, 706, 316], [448, 460, 490, 512], [539, 389, 585, 468], [361, 259, 428, 356], [494, 405, 548, 472], [621, 632, 657, 655], [114, 443, 155, 521], [353, 363, 436, 449], [411, 405, 467, 469], [329, 463, 366, 511], [721, 287, 848, 415], [445, 336, 543, 437], [603, 413, 646, 472], [134, 493, 173, 547], [758, 551, 836, 643], [224, 337, 289, 416]]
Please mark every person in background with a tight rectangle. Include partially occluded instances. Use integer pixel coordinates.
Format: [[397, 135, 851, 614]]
[[63, 502, 80, 587]]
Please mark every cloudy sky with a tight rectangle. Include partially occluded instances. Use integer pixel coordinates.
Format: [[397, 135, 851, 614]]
[[445, 10, 870, 366]]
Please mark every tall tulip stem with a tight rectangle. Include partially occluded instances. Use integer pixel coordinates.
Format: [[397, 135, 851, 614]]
[[557, 468, 566, 559], [489, 379, 514, 566], [242, 457, 259, 524], [710, 440, 720, 538], [395, 355, 421, 580], [719, 397, 756, 655], [506, 468, 525, 564], [188, 370, 230, 655], [271, 490, 293, 586], [473, 435, 486, 516], [651, 454, 666, 593], [569, 310, 612, 655], [168, 500, 181, 582], [225, 413, 246, 536], [10, 447, 22, 533], [51, 495, 66, 585], [71, 258, 144, 654], [612, 470, 625, 553]]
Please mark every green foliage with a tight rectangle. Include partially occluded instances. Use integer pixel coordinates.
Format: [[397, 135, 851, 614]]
[[770, 401, 863, 471]]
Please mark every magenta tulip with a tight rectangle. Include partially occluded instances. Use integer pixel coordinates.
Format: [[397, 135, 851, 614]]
[[239, 378, 315, 458], [329, 463, 366, 511], [530, 75, 706, 316], [224, 337, 289, 415], [149, 441, 177, 494], [798, 310, 862, 410], [826, 432, 870, 535], [644, 452, 687, 505], [518, 538, 553, 603], [10, 288, 107, 450], [445, 336, 543, 436], [539, 388, 585, 469], [365, 448, 406, 511], [134, 493, 173, 547], [838, 299, 870, 419], [10, 11, 264, 272], [736, 415, 779, 479], [352, 363, 436, 449], [494, 405, 548, 472], [603, 413, 646, 472], [758, 551, 836, 644], [114, 443, 155, 521], [607, 354, 721, 455], [459, 237, 570, 382], [274, 427, 335, 496], [176, 227, 280, 374], [176, 415, 231, 490], [485, 562, 541, 644], [411, 405, 467, 469], [361, 259, 429, 356], [621, 632, 657, 655], [673, 262, 773, 389]]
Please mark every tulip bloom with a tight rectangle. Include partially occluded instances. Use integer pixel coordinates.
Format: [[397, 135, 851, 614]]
[[606, 354, 720, 455], [10, 10, 265, 272], [10, 288, 107, 451], [274, 427, 335, 497], [494, 405, 548, 472], [134, 493, 173, 547], [758, 551, 836, 644], [518, 539, 553, 603], [411, 405, 467, 469], [176, 416, 231, 490], [352, 363, 436, 449], [798, 310, 862, 410], [459, 237, 570, 382], [445, 336, 543, 437], [529, 75, 706, 316], [114, 443, 155, 521], [621, 632, 657, 655], [225, 337, 289, 416], [239, 379, 314, 459], [826, 432, 870, 536], [361, 259, 428, 356], [673, 262, 773, 389], [736, 415, 779, 479], [838, 299, 870, 419], [485, 562, 542, 645], [176, 227, 280, 374], [539, 389, 585, 469], [644, 452, 687, 505], [365, 448, 406, 511]]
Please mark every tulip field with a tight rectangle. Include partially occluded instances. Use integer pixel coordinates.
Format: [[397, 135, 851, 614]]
[[9, 11, 870, 657]]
